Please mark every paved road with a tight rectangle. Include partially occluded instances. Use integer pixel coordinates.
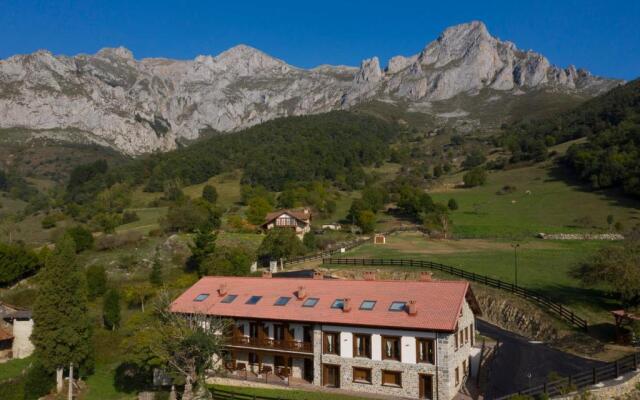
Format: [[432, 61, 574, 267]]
[[476, 319, 605, 399]]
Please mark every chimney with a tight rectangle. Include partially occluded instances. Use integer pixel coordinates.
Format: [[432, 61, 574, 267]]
[[363, 271, 377, 281], [217, 284, 228, 296], [262, 271, 272, 279], [343, 298, 352, 312], [296, 286, 307, 300], [419, 271, 433, 282], [407, 300, 417, 316], [312, 271, 324, 280]]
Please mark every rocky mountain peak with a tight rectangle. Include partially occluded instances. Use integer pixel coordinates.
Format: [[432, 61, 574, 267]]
[[96, 46, 135, 61], [0, 21, 621, 155], [355, 57, 383, 83]]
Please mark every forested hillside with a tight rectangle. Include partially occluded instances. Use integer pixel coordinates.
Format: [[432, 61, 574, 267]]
[[67, 111, 399, 204], [501, 79, 640, 197]]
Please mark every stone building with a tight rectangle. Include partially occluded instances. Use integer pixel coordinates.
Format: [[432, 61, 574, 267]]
[[171, 271, 481, 399], [0, 302, 34, 361]]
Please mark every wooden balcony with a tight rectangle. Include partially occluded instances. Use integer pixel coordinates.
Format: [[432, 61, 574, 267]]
[[230, 335, 313, 353]]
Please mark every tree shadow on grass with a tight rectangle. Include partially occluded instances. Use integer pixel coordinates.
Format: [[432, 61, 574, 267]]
[[545, 164, 640, 216]]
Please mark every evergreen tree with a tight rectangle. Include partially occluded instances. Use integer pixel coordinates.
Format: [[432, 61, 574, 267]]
[[31, 235, 93, 392], [86, 264, 107, 299], [149, 259, 163, 287], [103, 289, 121, 331], [186, 230, 217, 275]]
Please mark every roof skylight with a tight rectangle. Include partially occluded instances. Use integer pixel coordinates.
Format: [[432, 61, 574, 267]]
[[245, 295, 262, 305], [302, 297, 319, 307], [389, 301, 407, 312], [220, 294, 237, 304], [331, 299, 345, 309], [194, 293, 209, 302], [274, 296, 291, 306], [359, 300, 376, 310]]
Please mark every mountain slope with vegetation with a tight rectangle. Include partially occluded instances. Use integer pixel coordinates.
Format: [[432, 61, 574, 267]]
[[501, 78, 640, 197]]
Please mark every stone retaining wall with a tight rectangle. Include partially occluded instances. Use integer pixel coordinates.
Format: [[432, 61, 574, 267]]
[[537, 233, 624, 241], [553, 369, 640, 399]]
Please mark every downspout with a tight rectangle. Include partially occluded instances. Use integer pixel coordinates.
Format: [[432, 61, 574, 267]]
[[435, 332, 440, 400]]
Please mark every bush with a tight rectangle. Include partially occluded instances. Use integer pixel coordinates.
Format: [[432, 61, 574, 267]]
[[66, 225, 94, 253], [41, 214, 57, 229], [245, 196, 273, 225], [23, 360, 54, 399], [86, 264, 107, 299], [447, 198, 458, 211], [122, 211, 140, 224], [303, 231, 317, 251], [0, 242, 41, 286], [202, 185, 218, 203], [356, 210, 376, 234], [462, 149, 486, 169], [463, 167, 487, 188]]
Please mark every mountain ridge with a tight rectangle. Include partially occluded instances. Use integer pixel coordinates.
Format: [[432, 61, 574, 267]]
[[0, 21, 623, 155]]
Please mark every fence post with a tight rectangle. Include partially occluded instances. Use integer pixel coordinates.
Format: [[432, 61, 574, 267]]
[[543, 382, 547, 394], [634, 353, 638, 370], [615, 360, 620, 377], [592, 367, 597, 385]]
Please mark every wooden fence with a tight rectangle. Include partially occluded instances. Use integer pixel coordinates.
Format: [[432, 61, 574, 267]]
[[494, 352, 640, 399], [283, 225, 427, 266], [323, 257, 589, 331]]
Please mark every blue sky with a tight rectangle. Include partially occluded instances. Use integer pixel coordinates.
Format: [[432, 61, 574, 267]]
[[1, 0, 638, 80]]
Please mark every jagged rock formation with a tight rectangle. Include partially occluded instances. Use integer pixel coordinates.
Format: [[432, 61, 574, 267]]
[[0, 21, 620, 154]]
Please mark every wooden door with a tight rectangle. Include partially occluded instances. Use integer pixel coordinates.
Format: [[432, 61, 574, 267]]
[[419, 374, 433, 399], [322, 364, 340, 388], [303, 358, 314, 382]]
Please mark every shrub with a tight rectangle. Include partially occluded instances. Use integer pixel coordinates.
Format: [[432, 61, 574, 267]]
[[162, 199, 221, 233], [0, 242, 41, 286], [65, 225, 94, 253], [447, 198, 458, 211], [201, 246, 254, 276], [463, 167, 487, 187], [462, 149, 486, 169], [41, 214, 57, 229], [356, 210, 376, 234], [202, 185, 218, 203], [122, 211, 140, 224], [23, 360, 54, 400]]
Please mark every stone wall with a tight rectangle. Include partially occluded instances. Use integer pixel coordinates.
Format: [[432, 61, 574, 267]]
[[537, 233, 624, 241], [553, 369, 640, 400]]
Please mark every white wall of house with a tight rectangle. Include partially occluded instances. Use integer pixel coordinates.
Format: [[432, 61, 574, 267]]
[[11, 319, 34, 359]]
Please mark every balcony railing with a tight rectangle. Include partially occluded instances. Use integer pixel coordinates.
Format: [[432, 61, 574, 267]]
[[230, 336, 313, 353]]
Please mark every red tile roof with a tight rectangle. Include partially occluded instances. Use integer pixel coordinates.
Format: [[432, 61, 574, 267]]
[[171, 276, 474, 332]]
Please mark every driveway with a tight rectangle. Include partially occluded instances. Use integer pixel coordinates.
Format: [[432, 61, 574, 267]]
[[477, 319, 605, 399]]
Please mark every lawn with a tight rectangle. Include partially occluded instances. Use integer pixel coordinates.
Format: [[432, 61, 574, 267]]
[[341, 232, 618, 324], [0, 356, 32, 381], [116, 207, 167, 234], [210, 384, 372, 400], [182, 171, 243, 210], [430, 162, 640, 239]]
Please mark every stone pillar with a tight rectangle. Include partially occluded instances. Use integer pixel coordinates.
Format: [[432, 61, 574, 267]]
[[312, 324, 323, 386]]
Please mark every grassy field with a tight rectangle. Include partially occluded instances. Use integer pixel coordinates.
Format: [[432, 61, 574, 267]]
[[430, 162, 640, 239], [341, 232, 618, 325], [0, 356, 32, 381]]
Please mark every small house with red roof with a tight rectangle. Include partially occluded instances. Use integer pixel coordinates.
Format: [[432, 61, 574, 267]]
[[261, 208, 312, 239], [171, 271, 481, 399]]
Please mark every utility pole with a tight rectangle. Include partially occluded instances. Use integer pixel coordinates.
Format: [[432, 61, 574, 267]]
[[511, 243, 520, 286], [68, 362, 73, 400]]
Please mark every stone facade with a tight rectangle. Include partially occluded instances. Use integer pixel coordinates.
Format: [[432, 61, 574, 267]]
[[311, 299, 477, 400]]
